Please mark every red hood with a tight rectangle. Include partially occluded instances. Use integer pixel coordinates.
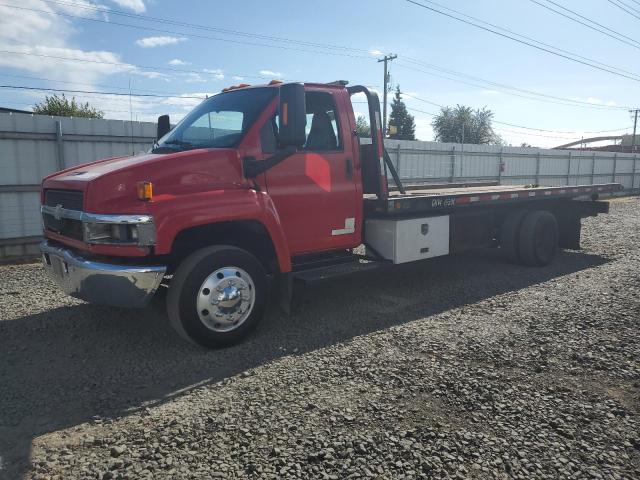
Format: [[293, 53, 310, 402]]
[[42, 149, 247, 213]]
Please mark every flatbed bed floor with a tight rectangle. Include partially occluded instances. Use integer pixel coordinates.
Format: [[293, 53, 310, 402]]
[[387, 184, 530, 198], [365, 183, 623, 216]]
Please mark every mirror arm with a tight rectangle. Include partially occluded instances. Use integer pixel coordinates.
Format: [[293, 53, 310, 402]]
[[243, 146, 297, 178]]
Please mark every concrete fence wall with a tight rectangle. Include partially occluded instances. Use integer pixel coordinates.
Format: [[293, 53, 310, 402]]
[[383, 139, 640, 191], [1, 112, 638, 259], [1, 112, 156, 258]]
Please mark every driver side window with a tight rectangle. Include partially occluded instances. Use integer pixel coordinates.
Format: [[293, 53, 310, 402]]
[[260, 91, 342, 154]]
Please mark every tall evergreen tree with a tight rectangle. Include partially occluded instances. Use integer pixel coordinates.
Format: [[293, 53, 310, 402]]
[[387, 86, 416, 140]]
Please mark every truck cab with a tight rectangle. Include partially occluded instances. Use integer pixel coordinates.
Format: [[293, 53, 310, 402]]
[[40, 80, 619, 348]]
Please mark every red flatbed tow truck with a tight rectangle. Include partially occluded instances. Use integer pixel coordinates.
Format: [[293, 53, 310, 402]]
[[39, 80, 622, 348]]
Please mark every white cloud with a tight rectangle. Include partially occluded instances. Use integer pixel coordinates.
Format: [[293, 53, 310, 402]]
[[0, 1, 182, 94], [413, 116, 433, 142], [203, 68, 224, 80], [232, 75, 244, 81], [259, 70, 282, 77], [111, 0, 145, 13], [0, 1, 140, 85], [135, 36, 187, 48], [370, 49, 383, 56], [184, 73, 205, 83], [168, 58, 190, 66], [135, 70, 170, 80], [161, 93, 210, 110], [571, 96, 618, 107]]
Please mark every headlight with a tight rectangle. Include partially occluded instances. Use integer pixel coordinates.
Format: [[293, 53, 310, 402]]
[[83, 222, 140, 244]]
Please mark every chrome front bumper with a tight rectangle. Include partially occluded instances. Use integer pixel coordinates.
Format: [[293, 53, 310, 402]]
[[40, 241, 166, 308]]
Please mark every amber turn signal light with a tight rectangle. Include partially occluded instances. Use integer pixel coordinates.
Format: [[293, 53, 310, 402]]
[[137, 181, 153, 201]]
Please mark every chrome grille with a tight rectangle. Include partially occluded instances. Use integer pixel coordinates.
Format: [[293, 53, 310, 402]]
[[44, 189, 84, 210], [43, 190, 84, 240]]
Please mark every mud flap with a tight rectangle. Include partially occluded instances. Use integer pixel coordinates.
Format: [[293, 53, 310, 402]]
[[277, 273, 293, 315]]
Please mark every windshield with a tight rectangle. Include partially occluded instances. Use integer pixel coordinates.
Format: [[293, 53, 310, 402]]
[[153, 87, 276, 152]]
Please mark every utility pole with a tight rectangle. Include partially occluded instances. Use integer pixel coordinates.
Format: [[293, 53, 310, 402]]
[[631, 109, 639, 153], [378, 54, 397, 138]]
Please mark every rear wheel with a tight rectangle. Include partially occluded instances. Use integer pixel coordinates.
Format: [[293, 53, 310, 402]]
[[167, 245, 268, 348], [499, 210, 527, 263], [518, 210, 558, 266]]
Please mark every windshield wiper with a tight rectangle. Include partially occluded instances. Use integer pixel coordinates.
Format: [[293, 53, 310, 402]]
[[163, 139, 195, 148], [151, 139, 197, 154], [152, 139, 197, 153]]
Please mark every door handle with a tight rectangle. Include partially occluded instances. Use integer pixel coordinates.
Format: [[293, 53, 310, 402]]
[[345, 158, 353, 180]]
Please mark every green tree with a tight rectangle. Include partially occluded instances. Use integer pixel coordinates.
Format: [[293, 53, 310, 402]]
[[33, 94, 104, 118], [432, 105, 502, 145], [355, 115, 371, 137], [387, 86, 416, 140]]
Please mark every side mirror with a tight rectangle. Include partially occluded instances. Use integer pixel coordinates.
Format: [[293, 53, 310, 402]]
[[157, 114, 170, 140], [278, 83, 306, 148]]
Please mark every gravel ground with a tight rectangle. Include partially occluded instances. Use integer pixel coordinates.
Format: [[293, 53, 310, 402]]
[[0, 198, 638, 480]]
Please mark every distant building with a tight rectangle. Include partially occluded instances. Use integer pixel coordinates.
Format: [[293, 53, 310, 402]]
[[554, 133, 639, 153], [0, 106, 32, 114]]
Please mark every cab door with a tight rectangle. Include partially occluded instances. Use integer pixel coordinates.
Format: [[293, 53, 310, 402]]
[[262, 89, 361, 255]]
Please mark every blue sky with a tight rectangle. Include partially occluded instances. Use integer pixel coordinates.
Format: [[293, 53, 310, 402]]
[[0, 0, 639, 147]]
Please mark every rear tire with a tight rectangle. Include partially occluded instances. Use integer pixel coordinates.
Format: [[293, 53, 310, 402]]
[[167, 245, 268, 348], [518, 211, 558, 267], [499, 210, 527, 264]]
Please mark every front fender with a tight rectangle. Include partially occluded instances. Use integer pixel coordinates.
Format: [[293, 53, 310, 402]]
[[150, 188, 292, 272]]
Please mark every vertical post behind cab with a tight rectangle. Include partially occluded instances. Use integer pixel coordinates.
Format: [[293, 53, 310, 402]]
[[347, 86, 389, 200]]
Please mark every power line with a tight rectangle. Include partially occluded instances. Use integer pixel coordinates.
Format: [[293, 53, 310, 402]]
[[0, 72, 203, 97], [0, 98, 167, 116], [5, 0, 635, 116], [396, 61, 631, 111], [0, 49, 271, 81], [0, 84, 208, 99], [398, 106, 630, 141], [405, 0, 640, 78], [494, 128, 584, 140], [401, 106, 587, 140], [400, 91, 631, 134], [534, 0, 640, 46], [35, 0, 640, 107], [3, 0, 636, 134], [403, 106, 627, 141], [5, 83, 623, 138], [36, 0, 371, 54], [405, 0, 640, 82], [0, 2, 372, 60], [1, 72, 630, 139], [608, 0, 640, 19], [529, 0, 640, 50]]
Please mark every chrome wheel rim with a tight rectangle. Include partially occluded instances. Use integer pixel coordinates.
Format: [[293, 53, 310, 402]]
[[196, 266, 255, 332]]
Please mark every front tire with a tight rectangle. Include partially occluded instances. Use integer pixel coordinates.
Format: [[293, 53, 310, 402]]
[[167, 245, 268, 348]]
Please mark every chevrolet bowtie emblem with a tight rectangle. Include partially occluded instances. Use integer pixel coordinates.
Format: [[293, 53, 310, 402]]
[[54, 204, 63, 221]]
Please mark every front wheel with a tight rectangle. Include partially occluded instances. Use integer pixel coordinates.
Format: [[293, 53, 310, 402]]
[[167, 246, 268, 348]]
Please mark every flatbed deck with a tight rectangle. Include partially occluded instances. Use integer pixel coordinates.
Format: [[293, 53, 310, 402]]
[[365, 183, 623, 216]]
